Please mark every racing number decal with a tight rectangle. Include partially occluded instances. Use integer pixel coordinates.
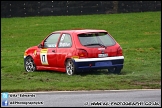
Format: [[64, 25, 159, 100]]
[[60, 34, 65, 41], [42, 55, 46, 62], [40, 49, 49, 65]]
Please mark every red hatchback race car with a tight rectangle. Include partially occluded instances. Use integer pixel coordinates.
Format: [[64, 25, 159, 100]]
[[24, 29, 124, 75]]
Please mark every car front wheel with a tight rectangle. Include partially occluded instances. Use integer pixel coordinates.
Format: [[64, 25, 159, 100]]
[[108, 67, 121, 74], [24, 56, 36, 72], [65, 59, 76, 75]]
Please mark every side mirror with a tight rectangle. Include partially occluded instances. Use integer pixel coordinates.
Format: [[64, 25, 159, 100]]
[[38, 44, 43, 48]]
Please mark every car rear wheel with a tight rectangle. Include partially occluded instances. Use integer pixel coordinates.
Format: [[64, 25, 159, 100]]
[[24, 56, 36, 72], [108, 67, 121, 74], [65, 59, 76, 75]]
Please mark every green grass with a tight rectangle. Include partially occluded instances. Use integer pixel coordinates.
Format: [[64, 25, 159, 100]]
[[1, 11, 161, 92]]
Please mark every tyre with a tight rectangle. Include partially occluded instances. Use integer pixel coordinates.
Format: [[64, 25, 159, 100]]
[[108, 67, 121, 74], [24, 56, 36, 72], [65, 59, 76, 75]]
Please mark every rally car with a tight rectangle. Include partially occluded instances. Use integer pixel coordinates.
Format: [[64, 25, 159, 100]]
[[24, 29, 124, 75]]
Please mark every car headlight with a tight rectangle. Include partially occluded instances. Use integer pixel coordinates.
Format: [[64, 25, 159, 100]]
[[24, 52, 27, 58]]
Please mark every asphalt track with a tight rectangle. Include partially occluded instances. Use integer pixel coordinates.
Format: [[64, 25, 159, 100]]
[[1, 89, 161, 107]]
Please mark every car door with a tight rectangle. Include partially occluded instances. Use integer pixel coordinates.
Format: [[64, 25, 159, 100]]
[[56, 33, 73, 68], [36, 33, 61, 68]]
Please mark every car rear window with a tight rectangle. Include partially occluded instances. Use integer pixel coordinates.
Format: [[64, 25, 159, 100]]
[[78, 32, 116, 47]]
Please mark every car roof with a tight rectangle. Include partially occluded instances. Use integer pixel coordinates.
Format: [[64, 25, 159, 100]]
[[52, 29, 107, 34]]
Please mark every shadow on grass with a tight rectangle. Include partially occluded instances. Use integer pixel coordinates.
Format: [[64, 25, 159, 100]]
[[76, 69, 108, 76], [34, 70, 65, 74], [76, 69, 128, 76], [28, 69, 128, 76]]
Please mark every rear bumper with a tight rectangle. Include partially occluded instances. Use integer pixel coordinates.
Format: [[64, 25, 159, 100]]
[[73, 56, 124, 71]]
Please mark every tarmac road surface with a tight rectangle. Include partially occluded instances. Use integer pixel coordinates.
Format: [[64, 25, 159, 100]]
[[1, 89, 161, 107]]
